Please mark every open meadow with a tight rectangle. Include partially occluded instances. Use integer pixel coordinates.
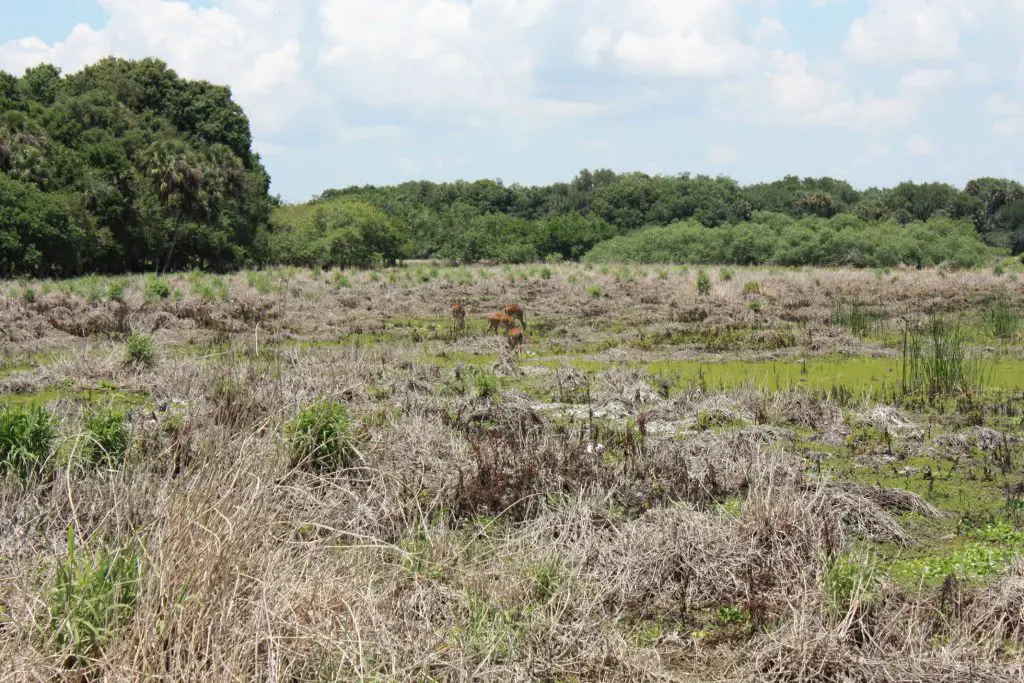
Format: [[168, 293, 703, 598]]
[[1, 262, 1024, 682]]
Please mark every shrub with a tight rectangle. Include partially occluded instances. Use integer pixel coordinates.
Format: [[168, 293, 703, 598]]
[[748, 299, 762, 312], [289, 400, 356, 473], [107, 280, 127, 302], [124, 333, 156, 367], [743, 281, 760, 295], [472, 370, 501, 399], [587, 285, 603, 298], [720, 268, 733, 281], [143, 277, 171, 302], [332, 271, 351, 288], [21, 285, 36, 303], [82, 409, 130, 468], [0, 403, 57, 479], [696, 270, 711, 296], [540, 266, 553, 280], [46, 525, 140, 670]]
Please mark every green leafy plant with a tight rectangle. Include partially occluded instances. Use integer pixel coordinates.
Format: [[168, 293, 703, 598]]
[[143, 277, 171, 302], [742, 281, 760, 295], [124, 333, 156, 367], [289, 400, 356, 473], [586, 285, 603, 298], [696, 269, 711, 296], [0, 403, 57, 479], [107, 280, 127, 302], [46, 525, 140, 670], [82, 409, 130, 468]]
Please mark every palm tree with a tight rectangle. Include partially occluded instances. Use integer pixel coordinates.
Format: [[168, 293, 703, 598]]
[[147, 139, 208, 273]]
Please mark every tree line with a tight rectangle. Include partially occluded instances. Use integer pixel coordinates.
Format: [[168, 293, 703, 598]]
[[277, 171, 1022, 269], [2, 57, 1023, 276], [1, 57, 273, 277]]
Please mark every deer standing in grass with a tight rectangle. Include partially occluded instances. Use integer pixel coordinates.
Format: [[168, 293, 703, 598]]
[[504, 303, 526, 328], [451, 303, 466, 331], [507, 326, 524, 353], [486, 311, 514, 333]]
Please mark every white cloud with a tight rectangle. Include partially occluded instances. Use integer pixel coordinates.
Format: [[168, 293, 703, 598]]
[[843, 0, 975, 64], [576, 0, 760, 78], [898, 68, 956, 95], [577, 28, 611, 66], [706, 144, 739, 165], [986, 93, 1024, 137], [750, 17, 788, 46], [711, 50, 917, 129], [0, 0, 310, 137], [906, 134, 937, 156]]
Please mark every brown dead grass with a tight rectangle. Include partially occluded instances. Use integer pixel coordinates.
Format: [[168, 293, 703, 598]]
[[0, 265, 1022, 681]]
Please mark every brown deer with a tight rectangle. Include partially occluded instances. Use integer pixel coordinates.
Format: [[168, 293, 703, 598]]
[[507, 326, 524, 352], [504, 303, 526, 328], [451, 302, 466, 330], [486, 311, 514, 333]]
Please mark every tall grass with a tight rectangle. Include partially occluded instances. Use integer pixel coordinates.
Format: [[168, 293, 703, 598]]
[[984, 292, 1020, 340], [900, 316, 992, 397], [830, 298, 884, 337], [0, 403, 57, 479], [45, 525, 140, 670]]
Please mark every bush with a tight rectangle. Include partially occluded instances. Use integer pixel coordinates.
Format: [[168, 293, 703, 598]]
[[289, 400, 356, 473], [720, 268, 733, 281], [0, 403, 57, 479], [143, 277, 171, 302], [743, 281, 760, 295], [46, 525, 139, 670], [107, 279, 127, 302], [124, 333, 156, 367], [82, 409, 130, 468], [696, 270, 711, 296]]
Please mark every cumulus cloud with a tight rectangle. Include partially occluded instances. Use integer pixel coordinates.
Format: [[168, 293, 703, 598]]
[[843, 0, 974, 63], [576, 0, 760, 77], [706, 144, 739, 166], [711, 50, 918, 130], [986, 93, 1024, 137], [906, 134, 937, 156]]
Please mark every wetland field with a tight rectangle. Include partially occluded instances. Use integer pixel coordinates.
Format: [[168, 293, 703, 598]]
[[1, 262, 1024, 682]]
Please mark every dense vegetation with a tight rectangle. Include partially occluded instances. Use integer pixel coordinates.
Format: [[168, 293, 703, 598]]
[[0, 58, 273, 276], [3, 57, 1024, 274], [287, 173, 1024, 268]]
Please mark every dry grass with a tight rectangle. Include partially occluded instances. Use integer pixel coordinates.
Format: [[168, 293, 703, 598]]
[[0, 264, 1022, 681]]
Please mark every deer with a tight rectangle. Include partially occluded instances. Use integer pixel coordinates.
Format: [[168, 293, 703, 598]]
[[507, 326, 524, 352], [486, 311, 514, 333], [504, 303, 526, 328], [451, 302, 466, 330]]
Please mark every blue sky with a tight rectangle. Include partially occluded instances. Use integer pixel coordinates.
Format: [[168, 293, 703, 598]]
[[1, 0, 1022, 203]]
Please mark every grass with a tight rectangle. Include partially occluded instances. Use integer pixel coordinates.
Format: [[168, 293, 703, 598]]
[[124, 333, 156, 367], [0, 402, 56, 479], [81, 408, 130, 469], [899, 315, 993, 397], [46, 525, 140, 670], [830, 297, 885, 337], [0, 262, 1022, 681], [288, 400, 356, 473], [985, 292, 1021, 339]]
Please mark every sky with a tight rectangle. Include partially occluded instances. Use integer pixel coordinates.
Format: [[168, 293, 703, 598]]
[[1, 0, 1023, 203]]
